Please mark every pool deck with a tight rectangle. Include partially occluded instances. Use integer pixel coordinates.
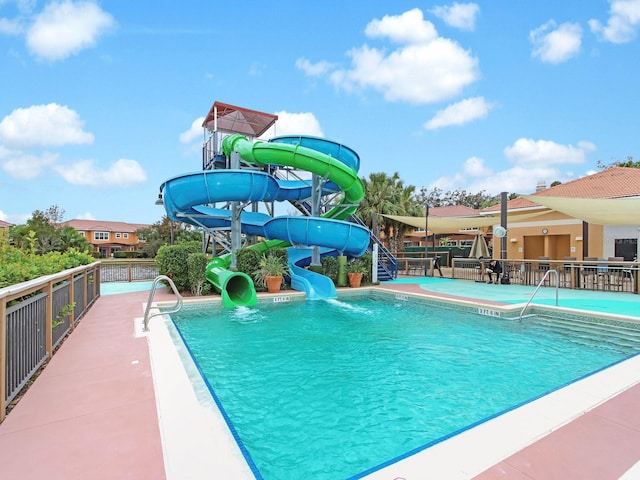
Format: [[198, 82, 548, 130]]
[[1, 282, 640, 479]]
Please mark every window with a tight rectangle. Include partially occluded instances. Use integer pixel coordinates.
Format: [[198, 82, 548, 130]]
[[94, 231, 109, 240], [115, 233, 121, 239], [123, 233, 128, 239]]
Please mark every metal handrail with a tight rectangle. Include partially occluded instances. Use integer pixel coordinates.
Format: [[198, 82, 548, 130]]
[[143, 275, 183, 331], [518, 269, 559, 320]]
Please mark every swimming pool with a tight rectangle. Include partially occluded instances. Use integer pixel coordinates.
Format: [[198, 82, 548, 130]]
[[169, 292, 640, 480]]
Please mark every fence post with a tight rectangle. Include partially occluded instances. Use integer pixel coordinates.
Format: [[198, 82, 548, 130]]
[[0, 298, 6, 422], [69, 272, 76, 331], [45, 280, 53, 360]]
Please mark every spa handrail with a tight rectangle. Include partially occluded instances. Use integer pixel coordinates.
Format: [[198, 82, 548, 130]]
[[518, 269, 559, 320], [143, 275, 183, 331]]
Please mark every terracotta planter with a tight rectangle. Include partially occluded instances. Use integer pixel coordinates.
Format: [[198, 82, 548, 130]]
[[265, 275, 283, 293], [347, 272, 363, 288]]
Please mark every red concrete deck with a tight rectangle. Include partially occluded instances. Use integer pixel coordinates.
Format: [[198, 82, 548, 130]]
[[0, 289, 173, 480], [1, 285, 639, 479]]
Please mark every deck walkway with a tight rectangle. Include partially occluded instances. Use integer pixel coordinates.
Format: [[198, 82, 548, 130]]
[[0, 289, 173, 480], [0, 285, 639, 479]]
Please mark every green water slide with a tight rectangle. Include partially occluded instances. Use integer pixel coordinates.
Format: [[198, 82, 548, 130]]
[[203, 134, 366, 306]]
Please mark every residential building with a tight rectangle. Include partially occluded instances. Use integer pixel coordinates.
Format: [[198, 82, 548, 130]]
[[0, 219, 12, 238], [62, 219, 150, 258]]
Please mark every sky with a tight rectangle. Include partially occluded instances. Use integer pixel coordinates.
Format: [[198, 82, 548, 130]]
[[1, 0, 639, 226]]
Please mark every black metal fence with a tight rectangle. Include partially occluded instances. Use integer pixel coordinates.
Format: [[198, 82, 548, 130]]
[[99, 260, 158, 282], [450, 258, 639, 294], [1, 262, 101, 422]]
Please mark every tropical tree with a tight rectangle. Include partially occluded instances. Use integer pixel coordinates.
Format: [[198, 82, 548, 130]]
[[386, 184, 423, 253], [415, 187, 509, 209], [597, 156, 639, 169], [136, 216, 201, 258], [357, 172, 422, 254], [9, 205, 91, 254]]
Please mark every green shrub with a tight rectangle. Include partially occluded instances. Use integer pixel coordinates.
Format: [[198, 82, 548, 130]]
[[359, 253, 373, 284], [321, 255, 339, 283], [236, 247, 288, 292], [0, 244, 94, 288], [113, 251, 144, 259], [156, 241, 202, 292], [187, 252, 209, 296]]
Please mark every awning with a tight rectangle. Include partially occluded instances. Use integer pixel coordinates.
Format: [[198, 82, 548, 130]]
[[522, 195, 640, 226], [382, 211, 547, 234], [202, 101, 278, 137]]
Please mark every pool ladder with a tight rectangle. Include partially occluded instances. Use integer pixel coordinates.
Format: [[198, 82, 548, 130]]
[[143, 275, 183, 331], [518, 269, 559, 321]]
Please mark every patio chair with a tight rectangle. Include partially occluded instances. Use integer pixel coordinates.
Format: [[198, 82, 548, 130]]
[[537, 256, 551, 284], [606, 257, 625, 291], [561, 257, 576, 287], [581, 257, 598, 289]]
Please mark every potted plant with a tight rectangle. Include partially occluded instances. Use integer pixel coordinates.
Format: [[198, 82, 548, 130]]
[[253, 253, 289, 293], [346, 258, 367, 288]]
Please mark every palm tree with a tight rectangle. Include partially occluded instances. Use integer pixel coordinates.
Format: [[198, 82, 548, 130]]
[[357, 172, 421, 254], [387, 185, 423, 254]]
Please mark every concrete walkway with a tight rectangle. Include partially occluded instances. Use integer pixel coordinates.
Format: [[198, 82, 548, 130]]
[[0, 289, 173, 480]]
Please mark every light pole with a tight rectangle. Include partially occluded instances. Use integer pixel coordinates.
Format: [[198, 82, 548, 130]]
[[424, 203, 430, 276]]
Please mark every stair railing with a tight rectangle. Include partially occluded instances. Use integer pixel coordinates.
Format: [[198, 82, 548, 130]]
[[143, 275, 183, 331], [518, 269, 559, 321]]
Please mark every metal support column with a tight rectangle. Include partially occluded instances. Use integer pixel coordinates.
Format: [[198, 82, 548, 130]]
[[230, 151, 241, 269], [311, 173, 321, 266]]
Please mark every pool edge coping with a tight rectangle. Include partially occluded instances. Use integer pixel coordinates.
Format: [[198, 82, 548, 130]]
[[143, 288, 640, 480]]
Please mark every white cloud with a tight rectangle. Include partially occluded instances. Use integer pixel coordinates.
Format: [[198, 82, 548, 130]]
[[26, 0, 115, 61], [0, 103, 94, 148], [261, 111, 324, 139], [299, 8, 479, 105], [295, 58, 336, 76], [0, 150, 58, 179], [530, 21, 582, 64], [428, 139, 596, 195], [54, 158, 146, 187], [0, 211, 30, 225], [365, 8, 438, 44], [76, 211, 95, 220], [504, 138, 596, 167], [590, 0, 640, 43], [430, 163, 567, 196], [462, 156, 493, 177], [424, 96, 494, 130], [430, 3, 480, 31], [179, 116, 205, 143]]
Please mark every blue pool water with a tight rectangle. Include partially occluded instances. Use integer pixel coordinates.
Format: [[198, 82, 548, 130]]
[[171, 294, 640, 480], [100, 281, 153, 295]]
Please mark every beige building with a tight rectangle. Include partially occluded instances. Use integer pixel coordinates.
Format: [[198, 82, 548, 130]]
[[482, 167, 640, 261]]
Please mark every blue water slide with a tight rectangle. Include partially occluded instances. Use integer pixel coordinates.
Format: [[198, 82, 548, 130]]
[[160, 135, 369, 305]]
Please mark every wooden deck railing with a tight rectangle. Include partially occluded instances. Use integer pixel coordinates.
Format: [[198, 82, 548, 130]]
[[0, 262, 101, 422]]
